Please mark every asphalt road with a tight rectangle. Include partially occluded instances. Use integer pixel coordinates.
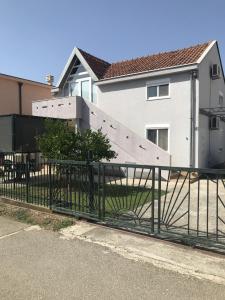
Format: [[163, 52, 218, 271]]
[[0, 216, 225, 300]]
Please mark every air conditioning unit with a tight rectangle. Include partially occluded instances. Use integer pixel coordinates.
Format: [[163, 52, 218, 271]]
[[211, 64, 221, 79], [210, 116, 220, 130]]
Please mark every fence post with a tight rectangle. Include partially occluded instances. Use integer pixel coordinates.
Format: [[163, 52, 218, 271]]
[[97, 162, 101, 219], [216, 175, 219, 242], [26, 159, 30, 203], [158, 167, 161, 234], [49, 163, 52, 209], [87, 151, 95, 212], [151, 167, 155, 233], [102, 164, 105, 220]]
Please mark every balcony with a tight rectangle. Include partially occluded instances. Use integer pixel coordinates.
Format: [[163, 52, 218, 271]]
[[32, 96, 83, 119]]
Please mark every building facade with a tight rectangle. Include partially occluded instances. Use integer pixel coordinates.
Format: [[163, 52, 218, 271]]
[[32, 41, 225, 168], [0, 73, 51, 116]]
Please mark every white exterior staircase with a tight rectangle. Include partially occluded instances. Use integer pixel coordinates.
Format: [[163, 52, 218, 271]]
[[32, 96, 171, 166]]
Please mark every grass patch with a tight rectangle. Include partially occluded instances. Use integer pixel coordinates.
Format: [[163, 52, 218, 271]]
[[52, 219, 74, 231], [14, 209, 36, 224], [0, 202, 75, 231], [0, 177, 163, 215]]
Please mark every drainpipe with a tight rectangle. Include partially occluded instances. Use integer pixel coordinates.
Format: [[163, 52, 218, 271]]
[[18, 82, 23, 115], [190, 70, 198, 167]]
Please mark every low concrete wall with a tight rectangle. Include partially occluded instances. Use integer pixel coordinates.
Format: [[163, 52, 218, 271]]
[[0, 196, 51, 213], [32, 96, 82, 119]]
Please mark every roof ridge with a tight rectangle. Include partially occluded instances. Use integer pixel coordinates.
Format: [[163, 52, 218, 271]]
[[110, 41, 211, 66]]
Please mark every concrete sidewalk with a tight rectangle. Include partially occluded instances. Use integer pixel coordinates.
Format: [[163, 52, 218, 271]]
[[1, 216, 225, 299], [60, 221, 225, 285]]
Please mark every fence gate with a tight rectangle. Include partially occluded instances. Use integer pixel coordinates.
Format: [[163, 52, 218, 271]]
[[50, 161, 101, 220], [98, 163, 156, 233], [50, 161, 156, 233]]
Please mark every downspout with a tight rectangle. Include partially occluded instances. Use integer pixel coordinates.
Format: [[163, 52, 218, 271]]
[[18, 82, 23, 115], [190, 70, 198, 167]]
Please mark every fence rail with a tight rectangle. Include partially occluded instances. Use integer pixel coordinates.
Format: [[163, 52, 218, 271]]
[[1, 152, 225, 252]]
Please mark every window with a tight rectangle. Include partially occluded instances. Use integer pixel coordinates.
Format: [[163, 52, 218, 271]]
[[210, 116, 220, 130], [63, 78, 92, 101], [159, 84, 169, 97], [69, 62, 87, 77], [70, 82, 79, 96], [81, 80, 89, 101], [147, 81, 169, 100], [219, 92, 224, 106], [63, 82, 69, 97], [62, 60, 93, 101], [92, 84, 97, 103], [146, 128, 169, 151]]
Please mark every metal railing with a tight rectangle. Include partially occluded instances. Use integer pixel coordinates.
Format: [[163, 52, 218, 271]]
[[0, 152, 50, 207], [1, 153, 225, 252]]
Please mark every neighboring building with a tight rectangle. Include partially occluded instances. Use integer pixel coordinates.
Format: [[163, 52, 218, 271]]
[[0, 73, 51, 115], [32, 41, 225, 168], [0, 114, 52, 152]]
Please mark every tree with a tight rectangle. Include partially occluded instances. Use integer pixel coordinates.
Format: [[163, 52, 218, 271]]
[[37, 119, 117, 161]]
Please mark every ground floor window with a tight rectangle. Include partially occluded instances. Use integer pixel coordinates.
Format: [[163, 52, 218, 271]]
[[146, 128, 169, 151]]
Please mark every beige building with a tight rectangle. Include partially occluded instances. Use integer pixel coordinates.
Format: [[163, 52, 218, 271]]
[[0, 73, 51, 115]]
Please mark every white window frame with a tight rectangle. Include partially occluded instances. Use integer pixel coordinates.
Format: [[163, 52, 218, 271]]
[[146, 79, 170, 100], [145, 124, 170, 152], [219, 91, 224, 107], [67, 77, 92, 101], [63, 77, 95, 103], [92, 83, 98, 103]]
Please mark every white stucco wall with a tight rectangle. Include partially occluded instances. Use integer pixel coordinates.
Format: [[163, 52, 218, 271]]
[[32, 96, 171, 167], [198, 43, 225, 167], [32, 96, 82, 119], [96, 73, 191, 167]]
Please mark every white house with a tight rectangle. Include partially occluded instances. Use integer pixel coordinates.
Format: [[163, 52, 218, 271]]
[[32, 41, 225, 168]]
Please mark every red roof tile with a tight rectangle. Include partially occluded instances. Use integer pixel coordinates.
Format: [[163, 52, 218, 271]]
[[79, 42, 211, 80], [102, 42, 210, 79], [78, 48, 110, 79]]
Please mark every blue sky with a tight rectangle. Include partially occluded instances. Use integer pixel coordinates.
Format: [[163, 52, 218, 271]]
[[0, 0, 225, 83]]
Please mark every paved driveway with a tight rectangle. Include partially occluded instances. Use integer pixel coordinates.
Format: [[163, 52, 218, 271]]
[[0, 216, 225, 300]]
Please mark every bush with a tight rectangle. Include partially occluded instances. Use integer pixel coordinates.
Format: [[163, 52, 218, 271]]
[[37, 119, 117, 161]]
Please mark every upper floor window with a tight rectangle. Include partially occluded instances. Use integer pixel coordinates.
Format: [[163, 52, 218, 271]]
[[219, 92, 224, 106], [61, 60, 95, 102], [63, 78, 92, 102], [69, 64, 87, 78], [147, 79, 170, 100]]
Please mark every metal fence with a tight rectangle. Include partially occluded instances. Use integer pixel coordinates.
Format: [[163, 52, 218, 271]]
[[1, 152, 225, 252], [0, 152, 50, 207]]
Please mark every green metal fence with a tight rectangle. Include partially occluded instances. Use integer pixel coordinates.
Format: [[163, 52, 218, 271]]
[[1, 152, 225, 252]]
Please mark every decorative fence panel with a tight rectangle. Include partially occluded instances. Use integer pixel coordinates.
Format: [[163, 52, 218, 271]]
[[157, 166, 225, 249], [1, 153, 225, 252]]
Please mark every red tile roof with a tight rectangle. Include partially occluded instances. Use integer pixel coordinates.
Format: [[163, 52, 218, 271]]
[[78, 48, 110, 79], [79, 42, 211, 80]]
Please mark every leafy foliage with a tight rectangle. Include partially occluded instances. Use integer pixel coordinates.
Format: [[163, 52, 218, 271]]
[[37, 119, 117, 161]]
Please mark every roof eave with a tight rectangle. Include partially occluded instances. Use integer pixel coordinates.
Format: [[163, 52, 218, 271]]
[[215, 41, 225, 84], [196, 40, 217, 64], [0, 73, 50, 88], [196, 40, 225, 84], [96, 63, 198, 85]]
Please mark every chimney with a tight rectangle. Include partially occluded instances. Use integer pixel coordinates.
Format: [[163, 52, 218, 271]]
[[45, 74, 54, 86]]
